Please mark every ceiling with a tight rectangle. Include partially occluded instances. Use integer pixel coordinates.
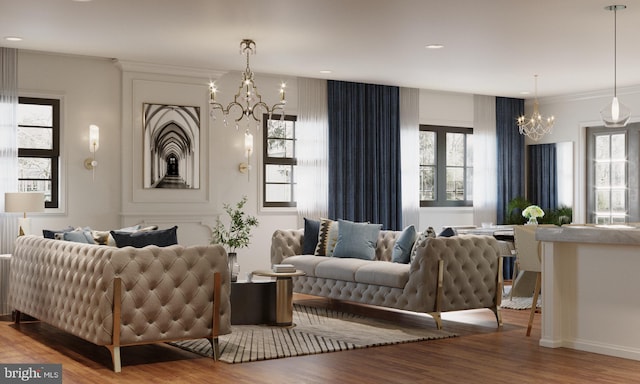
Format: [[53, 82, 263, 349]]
[[2, 0, 639, 98]]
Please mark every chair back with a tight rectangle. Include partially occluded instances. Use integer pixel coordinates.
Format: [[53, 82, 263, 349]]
[[513, 225, 541, 273]]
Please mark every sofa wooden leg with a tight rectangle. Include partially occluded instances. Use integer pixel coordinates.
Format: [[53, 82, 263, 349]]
[[491, 306, 503, 327], [210, 338, 220, 360], [106, 345, 121, 373], [429, 312, 443, 330]]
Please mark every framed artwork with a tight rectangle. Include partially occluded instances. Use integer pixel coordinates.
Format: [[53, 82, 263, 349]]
[[142, 103, 201, 189]]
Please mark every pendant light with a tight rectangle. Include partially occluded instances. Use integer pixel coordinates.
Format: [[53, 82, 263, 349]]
[[600, 5, 630, 128]]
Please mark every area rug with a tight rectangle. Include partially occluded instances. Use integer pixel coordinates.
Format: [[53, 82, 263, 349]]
[[500, 296, 541, 310], [169, 304, 456, 363]]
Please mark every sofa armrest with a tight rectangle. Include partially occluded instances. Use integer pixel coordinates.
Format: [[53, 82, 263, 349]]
[[407, 235, 501, 312], [271, 229, 304, 265]]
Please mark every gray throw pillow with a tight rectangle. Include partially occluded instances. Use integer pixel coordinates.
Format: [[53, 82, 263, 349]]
[[332, 219, 382, 260], [391, 225, 417, 264]]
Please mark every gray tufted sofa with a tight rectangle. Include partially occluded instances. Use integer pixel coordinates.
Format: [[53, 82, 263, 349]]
[[271, 229, 504, 329], [10, 235, 231, 372]]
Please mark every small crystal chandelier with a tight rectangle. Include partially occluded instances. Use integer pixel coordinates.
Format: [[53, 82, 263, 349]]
[[209, 39, 286, 129], [600, 5, 630, 128], [517, 75, 555, 141]]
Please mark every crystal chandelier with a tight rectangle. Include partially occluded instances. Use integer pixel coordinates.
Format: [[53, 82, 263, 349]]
[[600, 5, 630, 128], [517, 75, 555, 141], [209, 39, 286, 129]]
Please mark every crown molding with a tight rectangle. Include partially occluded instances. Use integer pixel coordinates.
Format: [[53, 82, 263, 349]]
[[114, 59, 226, 80], [536, 84, 640, 105]]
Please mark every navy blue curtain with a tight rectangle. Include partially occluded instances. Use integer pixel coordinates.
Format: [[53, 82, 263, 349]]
[[528, 144, 558, 211], [327, 80, 402, 230], [496, 97, 525, 225]]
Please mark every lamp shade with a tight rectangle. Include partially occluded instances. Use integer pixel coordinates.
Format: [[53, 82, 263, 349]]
[[89, 124, 100, 152], [4, 192, 45, 214]]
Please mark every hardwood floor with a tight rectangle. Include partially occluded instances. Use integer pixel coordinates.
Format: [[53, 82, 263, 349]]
[[1, 295, 639, 384]]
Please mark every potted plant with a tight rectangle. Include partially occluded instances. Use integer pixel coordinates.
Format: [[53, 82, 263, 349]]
[[211, 196, 259, 281]]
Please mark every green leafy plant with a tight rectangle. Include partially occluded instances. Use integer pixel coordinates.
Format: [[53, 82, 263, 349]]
[[211, 196, 259, 253]]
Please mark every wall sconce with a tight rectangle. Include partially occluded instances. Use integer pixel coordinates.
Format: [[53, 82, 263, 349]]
[[239, 129, 254, 180], [84, 124, 99, 177], [4, 192, 45, 236]]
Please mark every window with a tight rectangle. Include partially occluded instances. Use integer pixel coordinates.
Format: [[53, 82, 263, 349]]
[[263, 114, 297, 208], [17, 97, 60, 209], [586, 125, 640, 223], [419, 125, 473, 207]]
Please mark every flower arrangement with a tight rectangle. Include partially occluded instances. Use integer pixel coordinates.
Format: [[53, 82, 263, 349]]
[[522, 205, 545, 225], [211, 196, 259, 253]]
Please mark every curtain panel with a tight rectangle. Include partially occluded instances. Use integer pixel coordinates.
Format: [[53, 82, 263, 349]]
[[399, 87, 419, 229], [528, 143, 558, 211], [0, 47, 20, 254], [495, 97, 525, 224], [296, 78, 329, 225], [327, 80, 402, 230]]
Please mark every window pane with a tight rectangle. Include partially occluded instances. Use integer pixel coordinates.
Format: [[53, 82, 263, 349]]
[[446, 133, 464, 166], [265, 164, 292, 183], [596, 190, 610, 211], [17, 103, 52, 126], [419, 131, 435, 165], [267, 120, 294, 139], [611, 162, 626, 187], [595, 135, 610, 160], [420, 166, 435, 200], [446, 167, 464, 200], [267, 139, 294, 158], [611, 189, 626, 213], [18, 127, 53, 150], [595, 163, 609, 187], [18, 180, 52, 202], [18, 157, 51, 179], [266, 184, 293, 202], [466, 135, 473, 165], [611, 134, 626, 160]]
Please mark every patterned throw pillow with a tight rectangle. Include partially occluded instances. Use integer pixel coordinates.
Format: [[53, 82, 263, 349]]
[[410, 227, 437, 263], [314, 218, 339, 257]]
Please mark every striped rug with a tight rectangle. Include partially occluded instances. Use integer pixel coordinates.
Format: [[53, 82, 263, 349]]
[[170, 304, 456, 364]]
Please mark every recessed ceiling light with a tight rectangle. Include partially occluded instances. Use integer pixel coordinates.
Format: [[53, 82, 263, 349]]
[[520, 91, 531, 95], [319, 70, 332, 74], [4, 36, 23, 42], [425, 44, 444, 49]]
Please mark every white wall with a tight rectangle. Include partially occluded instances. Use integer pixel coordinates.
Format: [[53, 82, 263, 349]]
[[21, 50, 633, 273], [417, 89, 475, 231], [529, 85, 640, 223], [12, 51, 481, 272], [18, 51, 121, 233]]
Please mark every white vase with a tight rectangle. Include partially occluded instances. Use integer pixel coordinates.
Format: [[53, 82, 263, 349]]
[[526, 217, 538, 225], [228, 252, 239, 282]]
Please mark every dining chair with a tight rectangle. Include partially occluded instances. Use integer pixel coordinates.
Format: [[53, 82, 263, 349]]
[[513, 225, 541, 336]]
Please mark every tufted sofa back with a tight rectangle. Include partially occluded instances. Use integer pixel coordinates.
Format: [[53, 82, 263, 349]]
[[10, 235, 231, 346], [271, 229, 402, 265]]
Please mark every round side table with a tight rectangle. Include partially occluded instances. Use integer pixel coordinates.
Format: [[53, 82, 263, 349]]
[[251, 269, 305, 326]]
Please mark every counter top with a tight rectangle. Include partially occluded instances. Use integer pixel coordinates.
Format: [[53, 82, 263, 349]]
[[536, 224, 640, 245]]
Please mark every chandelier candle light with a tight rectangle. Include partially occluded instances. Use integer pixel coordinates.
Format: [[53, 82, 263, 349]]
[[600, 4, 630, 128], [517, 75, 555, 141], [209, 39, 287, 130]]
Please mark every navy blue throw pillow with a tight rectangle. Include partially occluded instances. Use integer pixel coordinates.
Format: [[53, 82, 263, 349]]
[[302, 218, 320, 254], [110, 226, 178, 248]]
